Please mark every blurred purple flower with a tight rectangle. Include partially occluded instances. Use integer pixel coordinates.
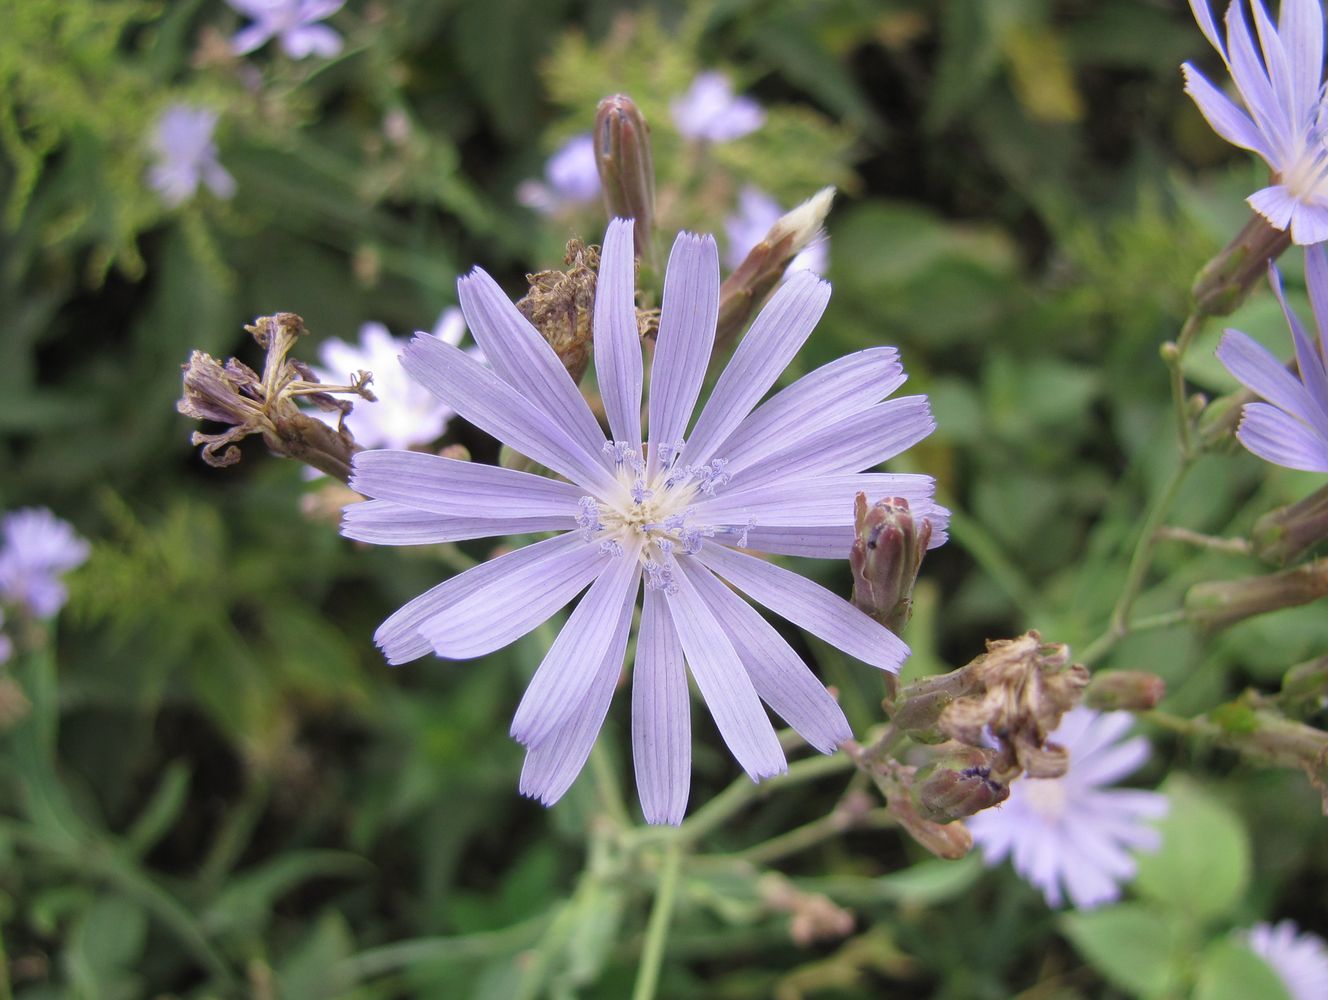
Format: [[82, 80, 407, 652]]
[[147, 105, 235, 208], [1246, 920, 1328, 1000], [968, 707, 1168, 910], [517, 134, 601, 215], [228, 0, 345, 59], [1184, 0, 1328, 244], [0, 509, 90, 619], [725, 186, 828, 276], [311, 309, 470, 451], [343, 218, 947, 822], [1217, 247, 1328, 472], [671, 71, 765, 143]]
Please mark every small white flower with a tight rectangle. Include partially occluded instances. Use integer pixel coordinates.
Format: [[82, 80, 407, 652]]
[[147, 105, 235, 208], [671, 72, 765, 143]]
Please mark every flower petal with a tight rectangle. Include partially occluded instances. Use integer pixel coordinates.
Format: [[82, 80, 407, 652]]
[[350, 450, 584, 517], [680, 560, 851, 754], [693, 472, 937, 527], [1224, 0, 1292, 154], [1281, 0, 1324, 120], [594, 218, 645, 449], [632, 586, 692, 825], [1217, 328, 1322, 427], [647, 233, 719, 471], [341, 500, 571, 545], [1268, 264, 1328, 439], [1182, 63, 1271, 158], [1307, 244, 1328, 361], [694, 543, 909, 672], [1237, 401, 1328, 471]]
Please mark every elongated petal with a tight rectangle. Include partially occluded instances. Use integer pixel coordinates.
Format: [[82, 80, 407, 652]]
[[1225, 1, 1291, 155], [648, 233, 719, 471], [680, 560, 851, 753], [665, 560, 786, 780], [1289, 200, 1328, 247], [1306, 244, 1328, 360], [695, 544, 909, 672], [519, 569, 637, 805], [742, 506, 949, 559], [1238, 401, 1328, 471], [1249, 0, 1296, 127], [231, 24, 274, 54], [632, 586, 692, 825], [1217, 328, 1322, 427], [510, 548, 642, 746], [351, 450, 585, 517], [1189, 0, 1223, 53], [693, 472, 936, 527], [402, 333, 618, 495], [342, 500, 571, 545], [1281, 0, 1324, 119], [594, 218, 644, 448], [415, 536, 608, 661], [1268, 264, 1328, 440], [1182, 64, 1271, 158], [682, 271, 831, 468], [458, 268, 610, 469]]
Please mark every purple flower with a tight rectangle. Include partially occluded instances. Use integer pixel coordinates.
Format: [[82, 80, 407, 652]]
[[968, 707, 1168, 910], [1184, 1, 1328, 244], [1245, 920, 1328, 1000], [0, 509, 91, 619], [227, 0, 345, 60], [311, 309, 469, 451], [725, 186, 829, 276], [1216, 247, 1328, 472], [516, 134, 601, 215], [671, 72, 765, 143], [147, 105, 235, 208], [344, 218, 947, 822]]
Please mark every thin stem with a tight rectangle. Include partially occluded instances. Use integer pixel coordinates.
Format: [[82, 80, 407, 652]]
[[1127, 608, 1189, 633], [329, 916, 550, 987], [631, 842, 684, 1000], [591, 743, 632, 828], [735, 807, 895, 868], [1154, 526, 1253, 556], [1166, 314, 1203, 457]]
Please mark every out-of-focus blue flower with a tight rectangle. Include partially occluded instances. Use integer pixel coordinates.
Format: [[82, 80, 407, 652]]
[[1246, 921, 1328, 1000], [147, 105, 235, 208], [1184, 0, 1328, 244], [1217, 248, 1328, 472], [342, 218, 946, 822], [0, 509, 90, 619], [725, 186, 829, 276], [968, 707, 1168, 910], [671, 72, 765, 143], [228, 0, 345, 60], [517, 134, 601, 215]]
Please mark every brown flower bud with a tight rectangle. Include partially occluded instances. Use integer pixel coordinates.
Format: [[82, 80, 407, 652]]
[[1253, 485, 1328, 566], [1191, 210, 1291, 318], [851, 494, 931, 634], [1085, 670, 1166, 712], [911, 746, 1009, 823], [1184, 560, 1328, 632], [594, 94, 657, 269]]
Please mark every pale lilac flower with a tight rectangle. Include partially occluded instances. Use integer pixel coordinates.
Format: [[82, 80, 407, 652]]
[[516, 134, 601, 215], [344, 218, 947, 822], [1216, 247, 1328, 471], [1245, 920, 1328, 1000], [671, 72, 765, 143], [725, 186, 829, 276], [311, 309, 469, 451], [228, 0, 344, 60], [1184, 1, 1328, 244], [968, 707, 1168, 910], [0, 509, 91, 619], [147, 105, 235, 208]]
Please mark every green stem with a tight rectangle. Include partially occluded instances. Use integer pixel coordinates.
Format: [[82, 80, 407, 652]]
[[591, 743, 631, 828], [329, 915, 550, 987], [1127, 608, 1189, 634], [942, 503, 1040, 614], [735, 807, 895, 868], [631, 842, 683, 1000]]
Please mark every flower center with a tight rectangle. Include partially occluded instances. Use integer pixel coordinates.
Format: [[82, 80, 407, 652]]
[[1020, 777, 1069, 820]]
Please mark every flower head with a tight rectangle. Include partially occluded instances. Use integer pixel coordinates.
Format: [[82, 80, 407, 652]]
[[726, 187, 828, 276], [311, 309, 468, 451], [517, 134, 601, 215], [1216, 246, 1328, 471], [147, 105, 235, 208], [344, 218, 947, 822], [671, 71, 765, 143], [0, 509, 90, 619], [1245, 920, 1328, 1000], [228, 0, 344, 59], [968, 707, 1168, 910], [1184, 0, 1328, 244]]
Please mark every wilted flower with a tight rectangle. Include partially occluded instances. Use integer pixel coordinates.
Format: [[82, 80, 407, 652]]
[[1245, 921, 1328, 1000], [1216, 249, 1328, 472], [311, 310, 468, 451], [726, 187, 828, 277], [517, 134, 601, 215], [228, 0, 345, 59], [0, 509, 90, 619], [345, 218, 947, 822], [147, 105, 235, 208], [671, 71, 765, 143], [968, 707, 1168, 910], [1184, 0, 1328, 244]]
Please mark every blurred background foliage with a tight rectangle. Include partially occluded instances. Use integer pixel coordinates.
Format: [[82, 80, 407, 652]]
[[1, 0, 1325, 996]]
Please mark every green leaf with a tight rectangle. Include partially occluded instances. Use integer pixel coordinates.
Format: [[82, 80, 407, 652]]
[[1060, 902, 1184, 998], [1194, 939, 1292, 1000], [1133, 777, 1250, 921]]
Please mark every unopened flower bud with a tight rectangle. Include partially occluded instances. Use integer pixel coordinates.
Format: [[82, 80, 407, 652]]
[[1084, 670, 1166, 712], [1191, 211, 1292, 318], [851, 493, 931, 634], [517, 239, 599, 383], [1184, 560, 1328, 633], [1196, 386, 1254, 453], [716, 187, 834, 348], [911, 747, 1008, 823], [594, 95, 656, 269], [1253, 485, 1328, 566], [1279, 655, 1328, 717]]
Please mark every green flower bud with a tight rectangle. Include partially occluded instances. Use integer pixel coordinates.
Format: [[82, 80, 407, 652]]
[[1253, 485, 1328, 566]]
